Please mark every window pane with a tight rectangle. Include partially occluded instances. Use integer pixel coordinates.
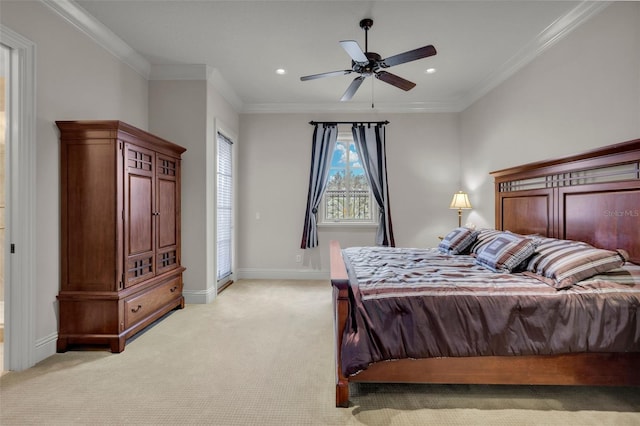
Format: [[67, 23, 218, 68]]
[[217, 132, 232, 280], [324, 138, 372, 222]]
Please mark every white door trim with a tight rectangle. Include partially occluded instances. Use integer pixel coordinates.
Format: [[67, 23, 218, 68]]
[[1, 25, 37, 371]]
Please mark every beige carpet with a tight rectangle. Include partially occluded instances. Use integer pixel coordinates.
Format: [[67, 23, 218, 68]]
[[1, 279, 638, 425]]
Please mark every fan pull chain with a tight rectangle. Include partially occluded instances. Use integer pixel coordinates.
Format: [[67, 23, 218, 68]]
[[371, 77, 375, 109]]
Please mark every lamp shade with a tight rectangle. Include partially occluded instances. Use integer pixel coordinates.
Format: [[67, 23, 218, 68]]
[[449, 191, 472, 209]]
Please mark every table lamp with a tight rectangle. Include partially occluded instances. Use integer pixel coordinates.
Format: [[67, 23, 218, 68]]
[[449, 191, 472, 227]]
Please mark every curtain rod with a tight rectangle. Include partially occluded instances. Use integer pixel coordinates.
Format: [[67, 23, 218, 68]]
[[309, 120, 389, 125]]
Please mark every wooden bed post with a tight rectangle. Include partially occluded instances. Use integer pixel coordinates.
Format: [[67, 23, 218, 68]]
[[330, 240, 351, 407]]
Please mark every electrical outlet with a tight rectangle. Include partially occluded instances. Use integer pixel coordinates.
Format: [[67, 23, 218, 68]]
[[296, 254, 302, 263]]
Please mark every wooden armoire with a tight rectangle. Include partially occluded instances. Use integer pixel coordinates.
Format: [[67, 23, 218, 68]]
[[56, 121, 186, 353]]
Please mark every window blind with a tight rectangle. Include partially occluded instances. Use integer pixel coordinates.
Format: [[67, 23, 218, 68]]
[[217, 132, 233, 280]]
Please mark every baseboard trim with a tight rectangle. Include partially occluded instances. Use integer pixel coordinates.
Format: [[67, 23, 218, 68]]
[[237, 268, 328, 281], [183, 285, 217, 304], [35, 332, 58, 365], [31, 270, 326, 362], [183, 270, 327, 304]]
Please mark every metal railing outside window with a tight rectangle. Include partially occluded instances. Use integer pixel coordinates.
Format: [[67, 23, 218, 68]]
[[324, 189, 371, 221]]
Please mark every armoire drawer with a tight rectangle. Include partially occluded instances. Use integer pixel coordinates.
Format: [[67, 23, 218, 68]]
[[124, 277, 182, 329]]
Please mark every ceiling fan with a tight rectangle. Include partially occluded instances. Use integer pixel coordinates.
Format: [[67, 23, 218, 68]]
[[300, 18, 437, 102]]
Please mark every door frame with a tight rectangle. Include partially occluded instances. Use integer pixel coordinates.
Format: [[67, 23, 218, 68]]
[[1, 25, 37, 371]]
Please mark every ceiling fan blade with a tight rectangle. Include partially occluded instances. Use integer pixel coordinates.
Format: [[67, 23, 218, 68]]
[[375, 71, 416, 91], [300, 70, 352, 81], [339, 40, 368, 63], [340, 76, 366, 101], [381, 45, 437, 68]]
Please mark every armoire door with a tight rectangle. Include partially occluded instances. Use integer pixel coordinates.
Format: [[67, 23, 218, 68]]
[[123, 143, 156, 287], [156, 154, 180, 275]]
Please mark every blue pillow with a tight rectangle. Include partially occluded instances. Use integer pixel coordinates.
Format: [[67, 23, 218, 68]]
[[474, 232, 536, 273], [438, 227, 479, 255]]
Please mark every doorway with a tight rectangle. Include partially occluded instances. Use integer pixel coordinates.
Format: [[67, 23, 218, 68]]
[[1, 25, 37, 372], [1, 42, 9, 372]]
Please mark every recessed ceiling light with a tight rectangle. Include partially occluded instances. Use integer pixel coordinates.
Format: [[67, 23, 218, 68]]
[[276, 68, 287, 75], [425, 68, 437, 74]]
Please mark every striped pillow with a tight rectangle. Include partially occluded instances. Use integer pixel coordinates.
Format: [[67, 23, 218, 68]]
[[438, 227, 478, 254], [580, 262, 640, 286], [474, 232, 536, 273], [524, 238, 629, 289], [469, 228, 503, 255]]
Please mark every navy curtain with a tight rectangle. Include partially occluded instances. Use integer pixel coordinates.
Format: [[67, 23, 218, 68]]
[[352, 123, 395, 247], [300, 123, 338, 249]]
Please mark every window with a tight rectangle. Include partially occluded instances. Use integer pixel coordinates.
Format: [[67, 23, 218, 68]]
[[321, 134, 375, 224], [216, 132, 232, 281]]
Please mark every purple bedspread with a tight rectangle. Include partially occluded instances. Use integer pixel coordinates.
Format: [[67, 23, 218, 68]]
[[340, 246, 640, 376]]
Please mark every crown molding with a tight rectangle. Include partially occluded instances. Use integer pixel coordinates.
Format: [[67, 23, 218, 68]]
[[242, 100, 464, 114], [208, 68, 245, 112], [40, 0, 608, 114], [41, 1, 244, 111], [149, 65, 244, 112], [243, 1, 609, 114], [40, 0, 151, 78], [458, 1, 610, 111], [149, 64, 211, 81]]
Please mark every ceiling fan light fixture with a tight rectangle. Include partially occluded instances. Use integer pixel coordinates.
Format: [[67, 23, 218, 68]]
[[300, 18, 437, 101]]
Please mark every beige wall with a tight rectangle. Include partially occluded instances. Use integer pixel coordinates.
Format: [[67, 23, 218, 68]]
[[237, 2, 640, 277], [1, 1, 149, 359], [0, 0, 638, 365], [459, 2, 640, 228], [149, 80, 208, 300], [237, 112, 461, 276], [149, 78, 239, 302], [2, 0, 242, 362]]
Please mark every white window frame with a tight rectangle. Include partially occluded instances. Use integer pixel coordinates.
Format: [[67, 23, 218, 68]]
[[319, 132, 377, 227]]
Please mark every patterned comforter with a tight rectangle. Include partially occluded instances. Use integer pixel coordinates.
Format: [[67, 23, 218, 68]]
[[340, 246, 640, 376]]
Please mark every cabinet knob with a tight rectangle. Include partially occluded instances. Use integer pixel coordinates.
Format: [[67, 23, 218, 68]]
[[131, 304, 142, 313], [170, 286, 178, 293]]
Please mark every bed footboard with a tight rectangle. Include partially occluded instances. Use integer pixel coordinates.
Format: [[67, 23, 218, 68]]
[[329, 240, 351, 407]]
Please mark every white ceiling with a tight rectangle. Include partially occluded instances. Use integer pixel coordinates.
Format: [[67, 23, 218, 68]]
[[60, 1, 607, 113]]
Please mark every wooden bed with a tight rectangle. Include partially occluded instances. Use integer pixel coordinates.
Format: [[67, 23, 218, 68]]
[[330, 138, 640, 407]]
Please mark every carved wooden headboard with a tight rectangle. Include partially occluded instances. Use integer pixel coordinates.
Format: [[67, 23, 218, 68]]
[[490, 139, 640, 264]]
